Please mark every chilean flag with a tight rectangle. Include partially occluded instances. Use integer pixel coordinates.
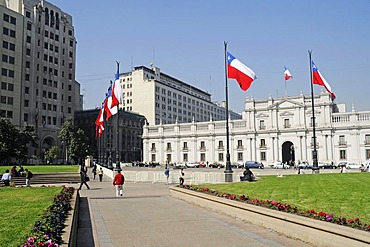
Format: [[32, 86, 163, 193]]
[[95, 104, 105, 139], [111, 66, 123, 108], [103, 85, 118, 121], [284, 66, 292, 80], [227, 52, 257, 91], [312, 61, 336, 99]]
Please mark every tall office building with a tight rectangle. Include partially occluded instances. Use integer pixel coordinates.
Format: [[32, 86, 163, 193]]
[[120, 66, 241, 125], [0, 0, 81, 162]]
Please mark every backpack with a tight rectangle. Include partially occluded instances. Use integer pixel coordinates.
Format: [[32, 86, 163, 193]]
[[28, 171, 33, 178]]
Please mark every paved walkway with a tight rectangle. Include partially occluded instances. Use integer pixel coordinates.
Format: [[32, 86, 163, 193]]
[[76, 174, 314, 247]]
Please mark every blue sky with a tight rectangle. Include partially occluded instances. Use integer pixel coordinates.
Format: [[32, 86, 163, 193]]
[[50, 0, 370, 113]]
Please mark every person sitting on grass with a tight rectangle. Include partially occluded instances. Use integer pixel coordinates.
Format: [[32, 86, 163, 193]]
[[240, 167, 255, 182]]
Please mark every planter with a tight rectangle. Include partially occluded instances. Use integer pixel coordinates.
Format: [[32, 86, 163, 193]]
[[170, 187, 370, 247], [61, 189, 80, 247]]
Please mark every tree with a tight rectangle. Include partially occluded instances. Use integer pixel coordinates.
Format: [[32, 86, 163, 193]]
[[0, 119, 37, 163], [59, 117, 88, 164], [44, 146, 60, 164]]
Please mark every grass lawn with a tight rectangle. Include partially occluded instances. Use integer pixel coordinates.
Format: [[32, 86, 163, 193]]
[[202, 172, 370, 224], [0, 165, 79, 174], [0, 186, 63, 247]]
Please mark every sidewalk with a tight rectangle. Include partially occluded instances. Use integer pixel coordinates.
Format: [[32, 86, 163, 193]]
[[76, 174, 313, 247]]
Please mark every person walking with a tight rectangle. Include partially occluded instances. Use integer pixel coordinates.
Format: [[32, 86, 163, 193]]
[[179, 168, 185, 185], [113, 169, 125, 197], [98, 167, 104, 182], [24, 168, 33, 187], [78, 171, 90, 190], [1, 169, 12, 186], [164, 166, 170, 185], [92, 165, 97, 180]]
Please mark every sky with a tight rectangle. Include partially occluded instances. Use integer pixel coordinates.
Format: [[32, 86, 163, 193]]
[[49, 0, 370, 114]]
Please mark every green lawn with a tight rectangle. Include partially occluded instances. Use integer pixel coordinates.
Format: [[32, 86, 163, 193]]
[[0, 186, 63, 247], [202, 172, 370, 223], [0, 165, 79, 174]]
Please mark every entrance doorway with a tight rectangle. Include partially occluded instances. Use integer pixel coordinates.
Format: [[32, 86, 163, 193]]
[[282, 141, 295, 165]]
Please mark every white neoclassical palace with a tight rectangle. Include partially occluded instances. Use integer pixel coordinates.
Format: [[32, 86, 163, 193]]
[[142, 93, 370, 166]]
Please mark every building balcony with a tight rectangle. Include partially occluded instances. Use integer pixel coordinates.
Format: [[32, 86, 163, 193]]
[[284, 124, 291, 129], [338, 141, 347, 147], [259, 126, 266, 130], [218, 146, 224, 151], [310, 142, 319, 148], [259, 145, 267, 149], [236, 145, 244, 150], [166, 148, 172, 152], [199, 147, 206, 151], [150, 148, 156, 152], [182, 147, 188, 152]]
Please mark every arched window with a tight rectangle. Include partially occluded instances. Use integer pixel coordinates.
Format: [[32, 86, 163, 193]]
[[55, 13, 59, 30], [45, 8, 49, 25], [50, 10, 54, 27]]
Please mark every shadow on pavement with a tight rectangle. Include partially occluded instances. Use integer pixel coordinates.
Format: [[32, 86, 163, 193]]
[[77, 197, 95, 247]]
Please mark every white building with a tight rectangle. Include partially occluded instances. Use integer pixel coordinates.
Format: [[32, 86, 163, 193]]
[[0, 0, 81, 161], [142, 93, 370, 166], [119, 66, 241, 125]]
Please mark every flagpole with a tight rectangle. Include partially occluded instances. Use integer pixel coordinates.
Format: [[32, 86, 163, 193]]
[[285, 78, 287, 96], [115, 61, 121, 171], [309, 50, 319, 173], [224, 41, 233, 182]]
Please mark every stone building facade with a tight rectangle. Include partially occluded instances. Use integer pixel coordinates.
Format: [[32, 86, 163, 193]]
[[142, 93, 370, 166]]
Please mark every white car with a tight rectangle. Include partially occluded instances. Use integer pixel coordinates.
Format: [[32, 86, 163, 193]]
[[273, 162, 290, 169], [337, 161, 361, 170], [186, 162, 199, 168]]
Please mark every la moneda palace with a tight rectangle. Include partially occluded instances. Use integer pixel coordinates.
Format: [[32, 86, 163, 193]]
[[142, 93, 370, 166]]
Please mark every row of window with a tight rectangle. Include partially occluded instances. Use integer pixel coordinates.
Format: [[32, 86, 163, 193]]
[[2, 54, 15, 65], [3, 40, 15, 51], [1, 68, 14, 78], [0, 110, 12, 118], [1, 82, 14, 91], [3, 27, 16, 38], [3, 13, 16, 25], [0, 96, 13, 105]]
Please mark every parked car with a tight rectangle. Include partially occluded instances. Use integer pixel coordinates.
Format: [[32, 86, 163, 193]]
[[231, 163, 244, 168], [273, 162, 290, 169], [198, 162, 207, 168], [297, 162, 311, 169], [318, 162, 335, 169], [337, 161, 361, 170], [244, 161, 264, 169], [186, 162, 199, 168], [209, 162, 224, 168], [174, 163, 187, 169]]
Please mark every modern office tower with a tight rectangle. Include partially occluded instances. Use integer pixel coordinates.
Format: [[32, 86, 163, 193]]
[[120, 66, 241, 126], [0, 0, 81, 162]]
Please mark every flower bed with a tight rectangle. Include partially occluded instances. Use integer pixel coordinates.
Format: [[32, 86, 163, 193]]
[[21, 186, 75, 247], [180, 184, 370, 232]]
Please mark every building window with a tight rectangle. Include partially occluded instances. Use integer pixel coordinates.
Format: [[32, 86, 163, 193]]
[[237, 140, 243, 149], [366, 149, 370, 160], [218, 153, 224, 162], [151, 154, 156, 162], [259, 120, 265, 130], [260, 139, 266, 148], [183, 153, 188, 162], [200, 153, 205, 162], [340, 150, 346, 160], [284, 119, 290, 128], [218, 141, 224, 149], [200, 141, 205, 151], [237, 152, 243, 161], [183, 142, 188, 150], [166, 154, 171, 163], [365, 134, 370, 145], [166, 143, 171, 151], [339, 135, 346, 146], [261, 152, 266, 161]]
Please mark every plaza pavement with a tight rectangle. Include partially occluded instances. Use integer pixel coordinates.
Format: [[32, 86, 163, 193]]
[[76, 170, 315, 247]]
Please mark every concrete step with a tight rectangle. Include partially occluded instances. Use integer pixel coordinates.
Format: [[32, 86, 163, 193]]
[[2, 173, 80, 186]]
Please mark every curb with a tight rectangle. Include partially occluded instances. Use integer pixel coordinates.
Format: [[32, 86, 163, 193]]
[[61, 188, 80, 247], [169, 187, 370, 247]]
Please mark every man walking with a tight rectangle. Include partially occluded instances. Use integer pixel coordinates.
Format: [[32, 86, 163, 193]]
[[164, 166, 170, 185], [113, 169, 125, 197]]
